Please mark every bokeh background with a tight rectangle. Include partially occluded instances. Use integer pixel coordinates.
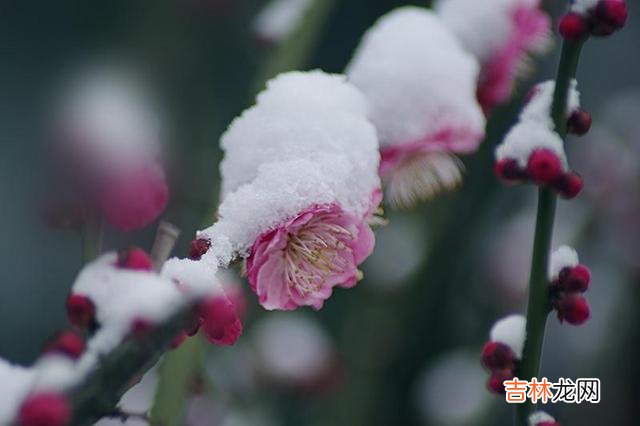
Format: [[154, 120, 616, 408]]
[[1, 1, 638, 425]]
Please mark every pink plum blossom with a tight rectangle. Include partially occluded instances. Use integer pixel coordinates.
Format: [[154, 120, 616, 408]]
[[246, 203, 375, 311]]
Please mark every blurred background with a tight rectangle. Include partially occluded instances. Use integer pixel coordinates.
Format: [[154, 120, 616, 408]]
[[0, 0, 638, 425]]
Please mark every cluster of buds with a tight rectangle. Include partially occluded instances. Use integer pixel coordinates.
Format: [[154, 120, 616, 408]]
[[481, 315, 526, 394], [495, 80, 589, 199], [560, 0, 628, 40], [548, 246, 592, 326], [529, 411, 561, 426]]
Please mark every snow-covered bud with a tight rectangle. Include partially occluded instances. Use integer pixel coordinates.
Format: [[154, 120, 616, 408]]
[[559, 13, 589, 40], [18, 393, 71, 426], [567, 109, 593, 135], [188, 238, 211, 260], [347, 7, 485, 207], [434, 0, 551, 112], [529, 411, 560, 426], [199, 296, 242, 345], [554, 172, 584, 199], [527, 148, 564, 185], [43, 331, 85, 359], [592, 0, 628, 36], [558, 264, 591, 292], [65, 294, 95, 329], [490, 315, 526, 360], [487, 368, 514, 394], [116, 247, 153, 271], [481, 342, 517, 371], [555, 293, 591, 325]]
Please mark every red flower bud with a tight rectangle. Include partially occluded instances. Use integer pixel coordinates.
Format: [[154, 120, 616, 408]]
[[591, 0, 628, 36], [556, 293, 591, 325], [560, 264, 591, 292], [116, 247, 153, 271], [18, 393, 71, 426], [481, 341, 517, 371], [487, 368, 514, 394], [567, 109, 592, 136], [559, 13, 589, 40], [43, 331, 85, 359], [188, 238, 211, 260], [527, 149, 563, 185], [66, 294, 95, 329], [554, 172, 583, 199], [200, 296, 242, 346], [494, 158, 528, 183]]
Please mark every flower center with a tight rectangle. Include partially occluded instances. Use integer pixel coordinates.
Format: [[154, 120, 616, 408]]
[[283, 214, 353, 295]]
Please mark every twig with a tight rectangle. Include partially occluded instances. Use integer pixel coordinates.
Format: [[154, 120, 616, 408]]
[[150, 221, 181, 271], [515, 39, 585, 425]]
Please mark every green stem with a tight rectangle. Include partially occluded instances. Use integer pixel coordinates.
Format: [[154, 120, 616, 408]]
[[81, 217, 103, 263], [515, 39, 584, 425]]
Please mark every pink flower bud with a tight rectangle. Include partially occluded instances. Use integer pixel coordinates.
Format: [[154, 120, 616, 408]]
[[43, 331, 85, 359], [481, 341, 517, 371], [188, 238, 211, 260], [486, 368, 514, 394], [116, 247, 153, 271], [527, 149, 563, 185], [18, 393, 71, 426], [494, 158, 528, 183], [66, 294, 95, 329], [100, 167, 169, 231], [556, 293, 591, 325], [559, 264, 591, 292], [554, 172, 584, 199], [567, 109, 592, 136], [592, 0, 628, 36], [559, 13, 589, 40], [200, 296, 242, 346]]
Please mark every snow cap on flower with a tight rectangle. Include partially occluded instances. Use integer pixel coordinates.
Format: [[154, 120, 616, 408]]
[[434, 0, 551, 111], [529, 411, 559, 426], [489, 314, 526, 358], [253, 0, 314, 43], [219, 71, 378, 198], [347, 7, 484, 151], [549, 245, 579, 280], [346, 7, 485, 206]]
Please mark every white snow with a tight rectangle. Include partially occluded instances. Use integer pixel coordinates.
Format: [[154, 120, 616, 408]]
[[529, 410, 556, 425], [434, 0, 544, 62], [549, 245, 579, 280], [571, 0, 600, 14], [0, 359, 36, 425], [490, 314, 527, 358], [346, 7, 485, 148], [253, 0, 314, 42], [495, 121, 568, 168], [219, 71, 378, 198], [521, 80, 581, 129]]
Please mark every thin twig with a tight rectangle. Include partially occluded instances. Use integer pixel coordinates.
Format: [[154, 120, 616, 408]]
[[515, 39, 585, 425], [150, 221, 181, 271]]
